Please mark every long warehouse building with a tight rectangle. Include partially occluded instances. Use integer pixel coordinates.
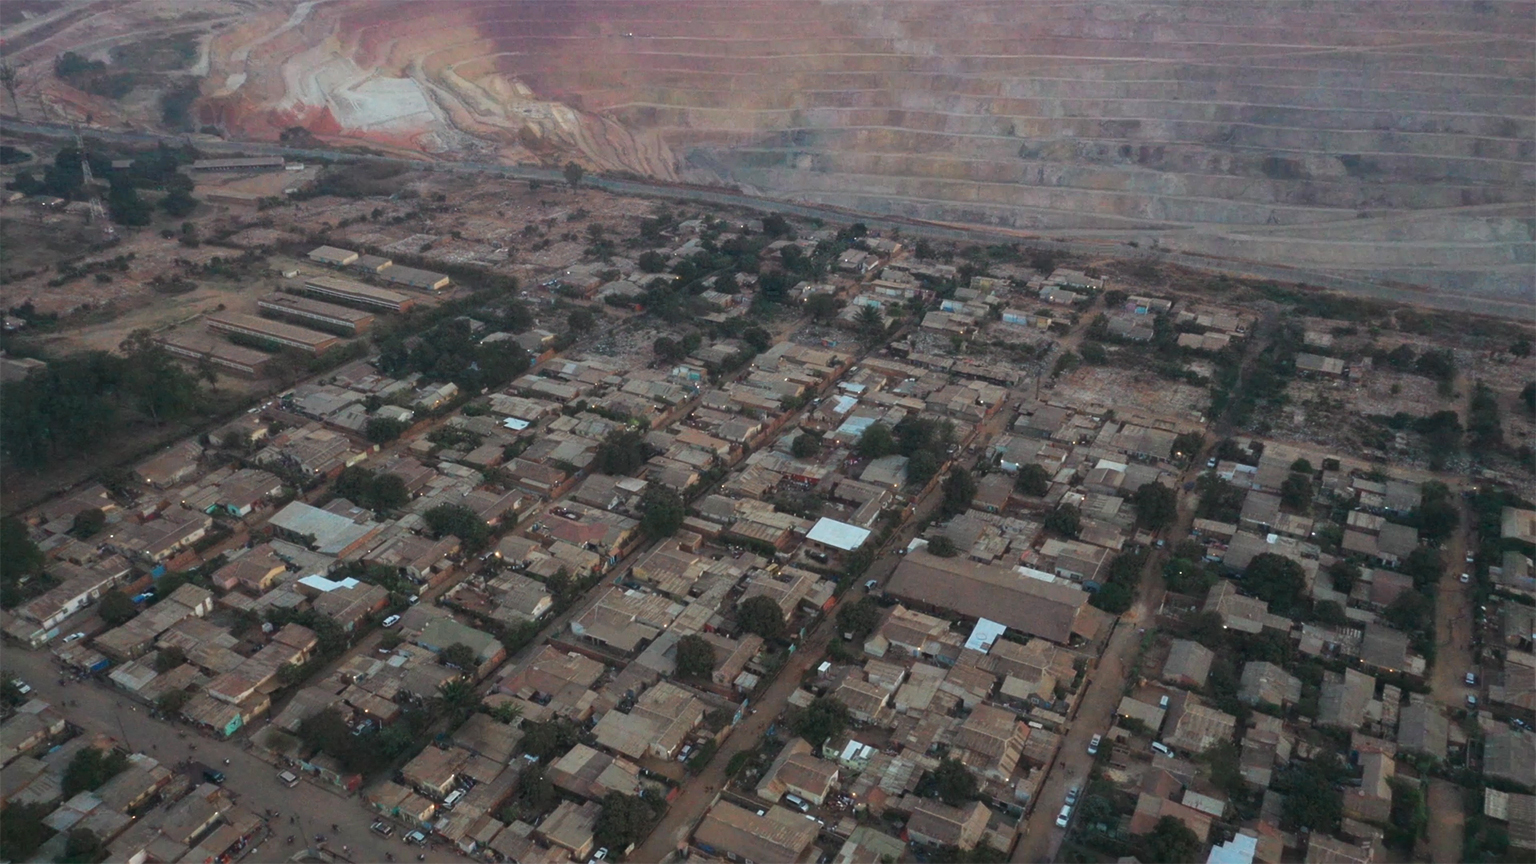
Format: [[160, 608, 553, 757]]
[[205, 312, 339, 355], [157, 334, 272, 377], [258, 293, 375, 335], [288, 275, 415, 313]]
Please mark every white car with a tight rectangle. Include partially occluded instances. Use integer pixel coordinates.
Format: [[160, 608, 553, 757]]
[[1459, 573, 1471, 583], [1466, 672, 1477, 686], [1087, 734, 1101, 755], [382, 615, 401, 628], [1056, 803, 1072, 828], [62, 632, 85, 643]]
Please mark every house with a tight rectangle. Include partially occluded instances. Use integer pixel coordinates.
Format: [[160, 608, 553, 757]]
[[592, 681, 704, 760], [1483, 790, 1536, 853], [951, 703, 1029, 782], [1162, 692, 1237, 754], [1483, 727, 1536, 788], [548, 744, 641, 801], [1163, 639, 1215, 688], [1395, 699, 1447, 761], [756, 738, 841, 806], [1343, 752, 1395, 824], [906, 799, 991, 850], [1238, 662, 1301, 708], [1319, 669, 1376, 730], [693, 802, 819, 864], [537, 800, 600, 859], [134, 441, 205, 489]]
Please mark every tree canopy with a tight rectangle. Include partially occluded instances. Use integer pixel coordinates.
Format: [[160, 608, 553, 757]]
[[836, 597, 882, 640], [1243, 553, 1306, 617], [1044, 503, 1082, 539], [939, 468, 978, 518], [97, 589, 138, 626], [639, 484, 685, 539], [1015, 463, 1051, 496], [792, 696, 850, 748], [1133, 482, 1178, 530], [674, 634, 716, 680], [736, 595, 786, 640], [1143, 816, 1202, 864]]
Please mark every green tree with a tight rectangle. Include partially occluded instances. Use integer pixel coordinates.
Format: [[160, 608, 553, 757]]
[[424, 503, 490, 550], [0, 802, 55, 861], [62, 827, 105, 864], [926, 535, 958, 557], [836, 597, 882, 639], [939, 468, 977, 518], [63, 747, 128, 798], [674, 634, 716, 680], [1280, 472, 1313, 513], [639, 484, 685, 539], [791, 432, 821, 459], [1015, 463, 1051, 496], [70, 507, 106, 538], [1329, 559, 1362, 593], [1090, 581, 1135, 615], [930, 757, 979, 806], [1133, 482, 1178, 530], [1044, 503, 1082, 539], [856, 422, 896, 459], [1170, 432, 1204, 463], [594, 792, 659, 853], [154, 646, 187, 673], [435, 678, 479, 720], [1143, 816, 1201, 864], [906, 449, 940, 487], [440, 642, 478, 671], [563, 161, 584, 188], [793, 696, 850, 748], [97, 589, 138, 626], [568, 307, 595, 332], [521, 718, 580, 761], [1, 517, 46, 586], [595, 428, 650, 476], [1243, 553, 1306, 617], [1400, 546, 1443, 592], [805, 293, 841, 321], [365, 417, 407, 443], [737, 595, 786, 640], [156, 689, 192, 715], [638, 250, 667, 273], [370, 473, 410, 511], [488, 701, 523, 725], [161, 188, 197, 218], [856, 304, 885, 344], [1281, 757, 1344, 832], [1384, 590, 1434, 633], [1290, 458, 1314, 474], [1314, 600, 1348, 626], [510, 762, 556, 819]]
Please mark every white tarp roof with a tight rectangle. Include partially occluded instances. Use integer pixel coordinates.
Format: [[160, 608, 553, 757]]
[[963, 618, 1008, 653], [806, 517, 871, 551]]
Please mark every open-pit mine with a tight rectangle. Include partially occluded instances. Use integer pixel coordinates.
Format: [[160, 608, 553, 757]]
[[4, 0, 1532, 303]]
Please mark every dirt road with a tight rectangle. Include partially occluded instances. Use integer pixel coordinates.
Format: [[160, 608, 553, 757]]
[[1423, 496, 1476, 862], [5, 650, 474, 864]]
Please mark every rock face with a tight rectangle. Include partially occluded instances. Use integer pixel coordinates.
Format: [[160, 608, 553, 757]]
[[12, 0, 1535, 300]]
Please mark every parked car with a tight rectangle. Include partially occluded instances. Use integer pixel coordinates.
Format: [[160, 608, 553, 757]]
[[404, 831, 427, 845], [12, 680, 32, 696], [62, 632, 85, 643], [382, 614, 401, 628], [1065, 785, 1080, 805], [277, 771, 299, 788], [1087, 734, 1102, 755], [1459, 573, 1471, 583], [1466, 672, 1477, 685], [1056, 804, 1072, 828], [864, 579, 879, 591], [370, 821, 394, 837]]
